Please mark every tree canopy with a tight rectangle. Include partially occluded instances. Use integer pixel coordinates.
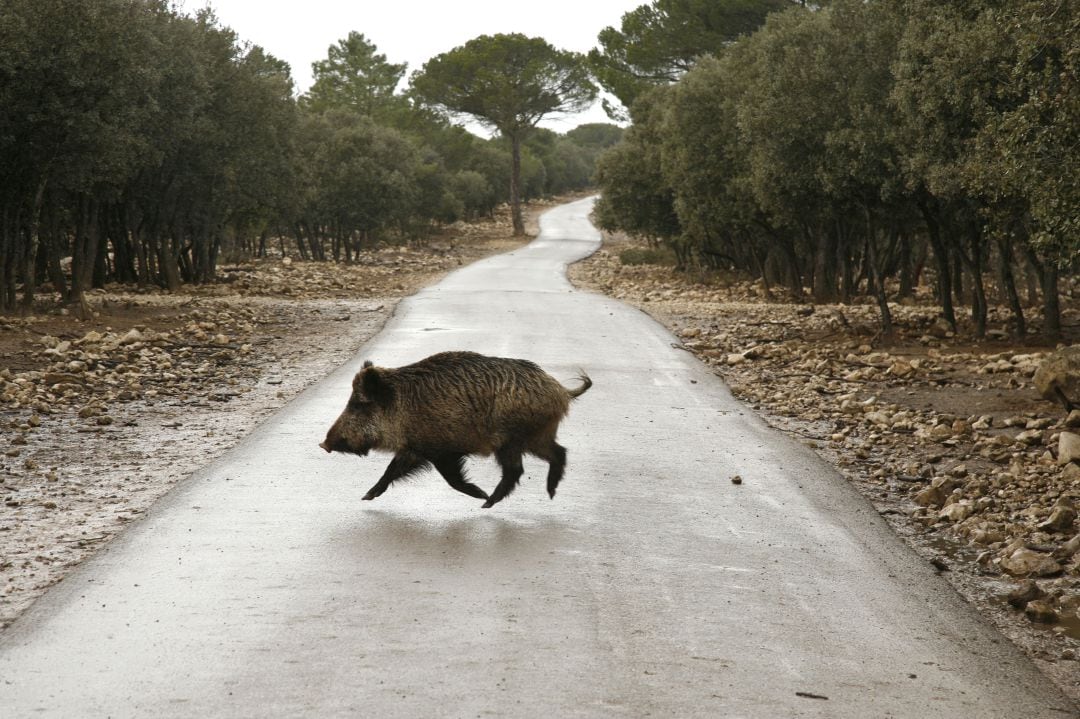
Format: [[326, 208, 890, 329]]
[[588, 0, 794, 118], [303, 31, 407, 118]]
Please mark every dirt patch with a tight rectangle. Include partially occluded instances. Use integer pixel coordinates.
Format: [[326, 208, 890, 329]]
[[570, 231, 1080, 702], [0, 199, 557, 631]]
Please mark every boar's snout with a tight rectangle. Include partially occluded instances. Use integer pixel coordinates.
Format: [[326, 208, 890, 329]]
[[320, 423, 371, 456]]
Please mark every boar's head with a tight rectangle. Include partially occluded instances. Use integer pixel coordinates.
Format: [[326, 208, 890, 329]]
[[319, 361, 395, 456]]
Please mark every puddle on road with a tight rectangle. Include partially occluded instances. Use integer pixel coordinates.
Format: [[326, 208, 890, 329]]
[[920, 534, 1080, 641]]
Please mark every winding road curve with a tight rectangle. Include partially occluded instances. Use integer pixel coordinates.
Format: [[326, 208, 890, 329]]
[[1, 198, 1075, 717]]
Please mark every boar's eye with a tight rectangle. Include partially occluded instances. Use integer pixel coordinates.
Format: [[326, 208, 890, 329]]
[[347, 395, 371, 411]]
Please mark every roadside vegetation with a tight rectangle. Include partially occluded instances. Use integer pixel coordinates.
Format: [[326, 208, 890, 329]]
[[591, 0, 1079, 341], [0, 1, 619, 315]]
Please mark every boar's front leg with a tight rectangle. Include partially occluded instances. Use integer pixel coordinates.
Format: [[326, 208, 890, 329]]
[[430, 453, 489, 501], [363, 451, 430, 501]]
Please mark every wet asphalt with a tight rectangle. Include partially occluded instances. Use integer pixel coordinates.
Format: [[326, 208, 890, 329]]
[[0, 197, 1076, 717]]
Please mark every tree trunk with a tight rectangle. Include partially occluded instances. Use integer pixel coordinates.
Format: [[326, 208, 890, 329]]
[[207, 225, 221, 281], [194, 222, 213, 283], [258, 229, 269, 260], [911, 237, 927, 289], [952, 247, 964, 308], [294, 224, 308, 260], [111, 204, 138, 284], [918, 200, 956, 329], [812, 223, 837, 303], [953, 220, 987, 338], [69, 196, 100, 318], [155, 230, 182, 292], [749, 245, 773, 299], [766, 230, 802, 299], [1024, 247, 1061, 341], [839, 223, 854, 304], [509, 133, 525, 236], [0, 203, 15, 312], [1042, 263, 1061, 341], [131, 205, 152, 288], [21, 178, 47, 309], [897, 231, 914, 299], [996, 234, 1025, 339], [92, 210, 109, 290], [1024, 255, 1040, 306], [42, 200, 68, 301], [864, 209, 894, 338]]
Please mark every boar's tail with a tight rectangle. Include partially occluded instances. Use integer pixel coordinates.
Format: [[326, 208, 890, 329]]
[[566, 373, 592, 399]]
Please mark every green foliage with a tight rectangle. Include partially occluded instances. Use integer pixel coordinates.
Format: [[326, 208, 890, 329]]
[[970, 1, 1080, 265], [2, 0, 167, 194], [619, 245, 677, 266], [593, 87, 680, 244], [412, 34, 597, 137], [300, 111, 421, 238], [562, 123, 625, 184], [588, 0, 794, 118], [0, 0, 305, 306], [735, 8, 836, 228], [522, 129, 593, 196], [450, 171, 497, 220], [302, 32, 408, 118], [564, 123, 625, 151], [662, 51, 763, 275], [519, 148, 549, 200], [594, 0, 1076, 335]]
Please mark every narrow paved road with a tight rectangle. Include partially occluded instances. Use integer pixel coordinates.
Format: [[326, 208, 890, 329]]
[[1, 198, 1075, 717]]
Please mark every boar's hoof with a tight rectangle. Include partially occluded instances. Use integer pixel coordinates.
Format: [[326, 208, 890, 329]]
[[362, 492, 377, 501], [481, 500, 495, 509]]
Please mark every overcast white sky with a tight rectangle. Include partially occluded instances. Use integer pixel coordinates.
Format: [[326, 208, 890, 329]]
[[188, 0, 644, 133]]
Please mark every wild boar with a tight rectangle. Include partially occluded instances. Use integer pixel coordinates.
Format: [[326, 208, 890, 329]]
[[320, 351, 592, 508]]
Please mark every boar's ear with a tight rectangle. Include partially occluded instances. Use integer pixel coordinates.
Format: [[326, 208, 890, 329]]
[[351, 361, 376, 393], [359, 364, 394, 405]]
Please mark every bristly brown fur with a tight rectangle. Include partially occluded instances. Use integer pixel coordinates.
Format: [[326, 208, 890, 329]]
[[321, 351, 591, 508]]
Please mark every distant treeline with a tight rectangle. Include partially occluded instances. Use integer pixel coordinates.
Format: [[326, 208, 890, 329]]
[[591, 0, 1079, 339], [0, 1, 622, 314]]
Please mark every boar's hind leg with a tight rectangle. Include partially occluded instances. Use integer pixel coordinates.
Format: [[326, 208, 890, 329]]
[[527, 437, 567, 499], [527, 423, 567, 499], [363, 451, 430, 501], [543, 442, 567, 499], [431, 453, 489, 501], [483, 445, 525, 509]]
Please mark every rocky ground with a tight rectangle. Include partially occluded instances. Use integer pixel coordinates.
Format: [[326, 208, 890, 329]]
[[0, 201, 554, 632], [568, 232, 1080, 702]]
